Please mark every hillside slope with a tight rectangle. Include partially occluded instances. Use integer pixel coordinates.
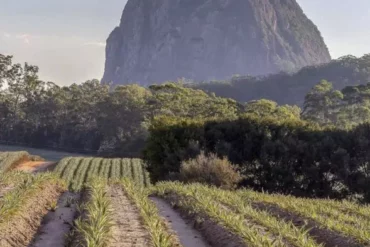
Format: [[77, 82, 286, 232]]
[[195, 54, 370, 105]]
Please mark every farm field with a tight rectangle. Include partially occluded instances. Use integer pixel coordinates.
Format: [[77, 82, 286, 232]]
[[54, 157, 151, 190], [1, 174, 370, 247], [153, 182, 370, 247], [1, 153, 370, 247]]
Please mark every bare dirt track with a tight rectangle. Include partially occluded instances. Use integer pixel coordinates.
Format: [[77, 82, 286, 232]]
[[108, 186, 151, 247], [29, 192, 80, 247], [151, 197, 211, 247], [15, 161, 56, 173], [108, 185, 151, 247]]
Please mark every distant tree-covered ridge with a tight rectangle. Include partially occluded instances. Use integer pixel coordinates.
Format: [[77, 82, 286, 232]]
[[194, 54, 370, 106]]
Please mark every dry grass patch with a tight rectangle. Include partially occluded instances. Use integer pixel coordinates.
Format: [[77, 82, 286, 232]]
[[179, 152, 242, 190], [0, 151, 31, 172]]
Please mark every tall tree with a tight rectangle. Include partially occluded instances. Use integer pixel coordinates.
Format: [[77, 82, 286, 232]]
[[302, 80, 343, 125]]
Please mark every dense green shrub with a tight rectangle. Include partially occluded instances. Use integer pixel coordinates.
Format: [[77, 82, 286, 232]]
[[143, 116, 205, 182], [144, 115, 370, 202]]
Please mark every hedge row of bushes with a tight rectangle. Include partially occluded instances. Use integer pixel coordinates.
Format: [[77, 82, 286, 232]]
[[144, 116, 370, 202]]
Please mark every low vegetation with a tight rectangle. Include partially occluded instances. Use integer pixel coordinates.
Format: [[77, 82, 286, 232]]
[[1, 164, 369, 247], [0, 170, 33, 191], [71, 178, 113, 247], [154, 182, 370, 247], [68, 178, 179, 247], [54, 157, 150, 191], [0, 172, 65, 223], [145, 113, 370, 202], [0, 172, 66, 247], [0, 151, 30, 172], [240, 190, 370, 245], [121, 179, 179, 247], [155, 182, 275, 246], [179, 152, 243, 189]]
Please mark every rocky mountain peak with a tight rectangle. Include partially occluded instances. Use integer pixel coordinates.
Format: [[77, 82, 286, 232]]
[[102, 0, 331, 85]]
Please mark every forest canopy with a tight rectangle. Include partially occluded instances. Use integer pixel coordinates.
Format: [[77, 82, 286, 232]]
[[0, 54, 242, 155]]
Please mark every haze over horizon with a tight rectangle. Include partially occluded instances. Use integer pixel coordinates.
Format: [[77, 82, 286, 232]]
[[0, 0, 369, 86]]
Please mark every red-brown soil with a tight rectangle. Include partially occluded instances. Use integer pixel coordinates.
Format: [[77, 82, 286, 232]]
[[15, 161, 56, 173]]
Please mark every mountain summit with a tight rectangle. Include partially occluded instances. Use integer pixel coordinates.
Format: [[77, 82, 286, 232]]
[[102, 0, 331, 85]]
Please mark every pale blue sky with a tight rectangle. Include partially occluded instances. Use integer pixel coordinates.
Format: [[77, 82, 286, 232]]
[[0, 0, 369, 85]]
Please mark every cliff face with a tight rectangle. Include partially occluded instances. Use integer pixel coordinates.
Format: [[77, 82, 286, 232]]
[[102, 0, 331, 85]]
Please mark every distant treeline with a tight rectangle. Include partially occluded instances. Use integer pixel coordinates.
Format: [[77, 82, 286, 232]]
[[0, 54, 241, 156], [194, 54, 370, 105]]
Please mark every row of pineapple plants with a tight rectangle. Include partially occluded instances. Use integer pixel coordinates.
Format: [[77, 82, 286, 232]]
[[54, 157, 150, 191]]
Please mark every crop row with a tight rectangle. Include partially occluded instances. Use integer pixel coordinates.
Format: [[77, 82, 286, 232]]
[[0, 170, 33, 191], [192, 184, 320, 247], [240, 189, 370, 245], [3, 173, 369, 247], [154, 182, 286, 247], [55, 157, 150, 190], [0, 172, 66, 246], [154, 182, 370, 247], [70, 177, 112, 247], [121, 179, 179, 247]]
